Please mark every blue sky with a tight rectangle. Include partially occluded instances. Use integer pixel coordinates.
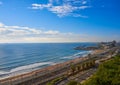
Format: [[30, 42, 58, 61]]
[[0, 0, 120, 43]]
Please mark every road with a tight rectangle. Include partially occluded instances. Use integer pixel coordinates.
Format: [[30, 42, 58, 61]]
[[57, 67, 97, 85]]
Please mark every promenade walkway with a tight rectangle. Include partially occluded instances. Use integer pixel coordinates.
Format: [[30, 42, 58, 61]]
[[57, 68, 97, 85]]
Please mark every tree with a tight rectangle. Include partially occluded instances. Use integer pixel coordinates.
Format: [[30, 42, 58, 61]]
[[80, 64, 84, 71], [70, 65, 76, 74], [76, 65, 80, 72]]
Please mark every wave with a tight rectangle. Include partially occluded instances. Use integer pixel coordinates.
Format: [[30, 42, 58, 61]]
[[0, 62, 56, 80], [61, 56, 73, 59], [61, 51, 92, 59], [10, 62, 55, 72], [0, 71, 8, 75]]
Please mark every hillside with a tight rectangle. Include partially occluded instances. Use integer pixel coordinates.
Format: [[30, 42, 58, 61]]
[[83, 55, 120, 85]]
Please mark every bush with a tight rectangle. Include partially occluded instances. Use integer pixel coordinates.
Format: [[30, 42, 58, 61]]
[[67, 80, 78, 85], [83, 55, 120, 85], [46, 76, 64, 85]]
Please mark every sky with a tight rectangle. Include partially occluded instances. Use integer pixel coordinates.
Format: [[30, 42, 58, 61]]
[[0, 0, 120, 43]]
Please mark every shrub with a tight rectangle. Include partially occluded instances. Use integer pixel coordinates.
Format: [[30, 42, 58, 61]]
[[67, 80, 81, 85], [83, 55, 120, 85]]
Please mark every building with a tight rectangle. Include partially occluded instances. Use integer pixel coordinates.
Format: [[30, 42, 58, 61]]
[[99, 40, 116, 49]]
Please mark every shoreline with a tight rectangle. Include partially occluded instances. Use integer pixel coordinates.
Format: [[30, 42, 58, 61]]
[[0, 51, 92, 79], [0, 49, 104, 84]]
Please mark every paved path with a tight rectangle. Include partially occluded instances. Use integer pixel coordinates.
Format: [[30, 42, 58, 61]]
[[57, 68, 97, 85]]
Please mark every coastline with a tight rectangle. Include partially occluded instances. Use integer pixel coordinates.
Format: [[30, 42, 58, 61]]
[[0, 51, 91, 79], [0, 49, 103, 85]]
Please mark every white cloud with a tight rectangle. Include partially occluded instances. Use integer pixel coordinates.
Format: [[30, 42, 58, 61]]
[[44, 30, 59, 35], [82, 1, 87, 4], [49, 4, 74, 17], [31, 0, 90, 17], [0, 24, 61, 37], [0, 22, 118, 43], [32, 3, 52, 9], [0, 22, 4, 27], [79, 6, 90, 9], [0, 22, 90, 43]]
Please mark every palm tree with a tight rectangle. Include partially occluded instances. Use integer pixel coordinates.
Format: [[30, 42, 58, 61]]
[[76, 65, 80, 72], [80, 64, 84, 71], [70, 65, 76, 75]]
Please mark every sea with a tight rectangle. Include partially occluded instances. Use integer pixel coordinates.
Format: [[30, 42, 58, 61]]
[[0, 43, 97, 79]]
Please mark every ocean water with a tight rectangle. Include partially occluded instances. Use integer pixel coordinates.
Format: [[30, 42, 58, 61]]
[[0, 43, 96, 79]]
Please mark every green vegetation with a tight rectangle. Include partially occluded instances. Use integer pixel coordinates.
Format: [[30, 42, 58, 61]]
[[83, 55, 120, 85], [46, 76, 65, 85], [68, 60, 95, 76], [66, 80, 81, 85]]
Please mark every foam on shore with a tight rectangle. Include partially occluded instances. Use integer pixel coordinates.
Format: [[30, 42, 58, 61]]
[[61, 51, 92, 59], [0, 62, 56, 80]]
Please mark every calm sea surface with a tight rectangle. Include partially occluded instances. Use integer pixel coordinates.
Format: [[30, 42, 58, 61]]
[[0, 43, 97, 79]]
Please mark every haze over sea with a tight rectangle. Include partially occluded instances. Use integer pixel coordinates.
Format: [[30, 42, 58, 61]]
[[0, 43, 96, 79]]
